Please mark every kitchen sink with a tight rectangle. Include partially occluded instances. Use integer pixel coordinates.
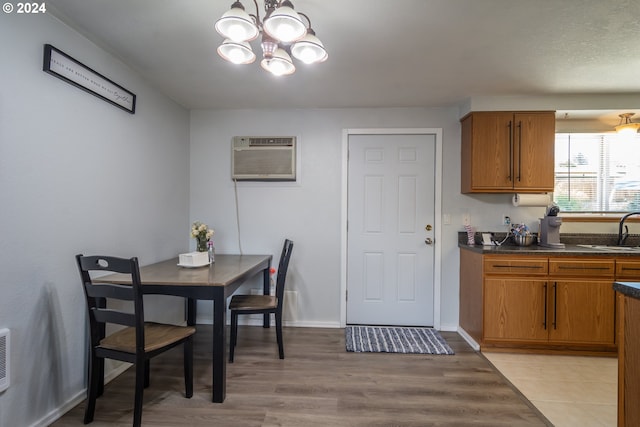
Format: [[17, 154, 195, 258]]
[[576, 244, 640, 252]]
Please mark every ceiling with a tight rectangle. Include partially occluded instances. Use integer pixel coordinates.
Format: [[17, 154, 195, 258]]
[[47, 0, 640, 114]]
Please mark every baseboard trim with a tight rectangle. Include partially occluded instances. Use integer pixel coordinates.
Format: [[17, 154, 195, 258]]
[[195, 316, 341, 329], [457, 326, 481, 351], [32, 362, 131, 427]]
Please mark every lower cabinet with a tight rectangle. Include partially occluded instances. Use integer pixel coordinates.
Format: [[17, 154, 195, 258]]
[[461, 251, 619, 353], [484, 277, 548, 341], [550, 279, 615, 345]]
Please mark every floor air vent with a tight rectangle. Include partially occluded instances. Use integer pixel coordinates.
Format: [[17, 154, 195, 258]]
[[0, 328, 9, 392]]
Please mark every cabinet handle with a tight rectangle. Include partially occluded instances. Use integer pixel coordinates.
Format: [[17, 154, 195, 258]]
[[543, 283, 548, 330], [491, 264, 543, 269], [557, 266, 610, 271], [552, 282, 557, 330], [517, 121, 522, 182], [621, 266, 640, 271], [508, 120, 513, 182]]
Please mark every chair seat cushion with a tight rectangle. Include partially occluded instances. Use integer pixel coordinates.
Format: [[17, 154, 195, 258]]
[[229, 294, 277, 311], [99, 322, 196, 353]]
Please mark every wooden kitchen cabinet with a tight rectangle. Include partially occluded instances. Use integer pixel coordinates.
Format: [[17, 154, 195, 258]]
[[460, 252, 618, 353], [550, 279, 616, 344], [482, 255, 550, 345], [461, 111, 555, 193], [549, 257, 616, 348], [484, 277, 548, 342], [548, 258, 616, 346]]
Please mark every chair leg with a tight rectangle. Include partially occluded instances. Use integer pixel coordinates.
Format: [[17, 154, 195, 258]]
[[96, 357, 105, 397], [275, 311, 284, 359], [83, 353, 99, 424], [184, 337, 193, 398], [229, 311, 238, 363], [133, 360, 145, 427], [144, 360, 150, 388]]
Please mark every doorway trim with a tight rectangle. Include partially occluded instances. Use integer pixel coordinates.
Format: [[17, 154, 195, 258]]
[[341, 128, 443, 329]]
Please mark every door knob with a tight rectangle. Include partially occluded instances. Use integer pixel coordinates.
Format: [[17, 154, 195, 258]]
[[425, 238, 433, 245]]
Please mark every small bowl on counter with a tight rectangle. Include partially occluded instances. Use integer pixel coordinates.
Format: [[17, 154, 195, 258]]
[[512, 234, 537, 246]]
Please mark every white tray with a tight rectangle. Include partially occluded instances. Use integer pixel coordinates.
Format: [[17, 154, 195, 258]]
[[177, 261, 210, 268]]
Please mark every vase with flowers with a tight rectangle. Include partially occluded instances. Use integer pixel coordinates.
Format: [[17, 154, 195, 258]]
[[191, 221, 214, 252]]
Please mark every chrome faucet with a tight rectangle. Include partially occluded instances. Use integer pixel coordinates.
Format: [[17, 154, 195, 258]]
[[617, 212, 640, 246]]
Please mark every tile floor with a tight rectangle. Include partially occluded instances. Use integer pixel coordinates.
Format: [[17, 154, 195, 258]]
[[483, 352, 617, 427]]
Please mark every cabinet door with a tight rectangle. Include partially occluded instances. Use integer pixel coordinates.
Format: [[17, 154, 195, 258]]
[[513, 112, 555, 192], [484, 278, 548, 341], [462, 112, 514, 191], [549, 280, 616, 344]]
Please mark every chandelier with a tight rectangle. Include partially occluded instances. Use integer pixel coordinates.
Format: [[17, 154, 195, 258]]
[[615, 113, 640, 134], [215, 0, 328, 76]]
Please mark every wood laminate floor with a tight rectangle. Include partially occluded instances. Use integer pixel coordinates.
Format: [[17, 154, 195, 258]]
[[52, 326, 551, 426]]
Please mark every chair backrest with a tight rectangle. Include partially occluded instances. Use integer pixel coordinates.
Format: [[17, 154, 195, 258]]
[[76, 254, 145, 352], [275, 239, 294, 310]]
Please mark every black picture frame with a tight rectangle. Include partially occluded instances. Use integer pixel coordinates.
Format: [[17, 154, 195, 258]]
[[43, 44, 136, 114]]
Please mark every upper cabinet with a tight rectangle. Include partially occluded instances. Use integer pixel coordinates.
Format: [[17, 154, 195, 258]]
[[461, 111, 556, 193]]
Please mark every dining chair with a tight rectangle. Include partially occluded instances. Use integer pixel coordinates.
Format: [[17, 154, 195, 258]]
[[76, 254, 195, 427], [228, 239, 294, 363]]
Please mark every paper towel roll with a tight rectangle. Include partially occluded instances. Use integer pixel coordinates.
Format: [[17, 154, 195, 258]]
[[512, 193, 551, 207]]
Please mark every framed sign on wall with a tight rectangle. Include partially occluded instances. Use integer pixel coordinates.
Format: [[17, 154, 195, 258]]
[[43, 44, 136, 114]]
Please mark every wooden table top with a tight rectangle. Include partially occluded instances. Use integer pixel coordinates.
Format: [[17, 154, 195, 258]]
[[95, 254, 272, 287]]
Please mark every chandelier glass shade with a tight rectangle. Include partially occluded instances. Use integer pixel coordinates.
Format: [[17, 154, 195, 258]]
[[615, 113, 640, 134], [215, 4, 259, 42], [215, 0, 328, 76]]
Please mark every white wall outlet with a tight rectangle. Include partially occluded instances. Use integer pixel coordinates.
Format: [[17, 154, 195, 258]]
[[462, 213, 470, 226], [443, 213, 451, 225]]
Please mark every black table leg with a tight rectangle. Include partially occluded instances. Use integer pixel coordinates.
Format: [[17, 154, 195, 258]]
[[212, 289, 226, 403], [186, 298, 196, 326]]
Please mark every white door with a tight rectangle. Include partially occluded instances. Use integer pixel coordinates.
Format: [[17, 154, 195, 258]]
[[347, 133, 436, 326]]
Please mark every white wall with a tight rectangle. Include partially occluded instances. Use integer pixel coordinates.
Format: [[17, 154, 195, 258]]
[[0, 12, 190, 427], [189, 108, 464, 330]]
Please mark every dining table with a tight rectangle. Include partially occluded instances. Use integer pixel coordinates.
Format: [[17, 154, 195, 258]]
[[94, 253, 273, 403]]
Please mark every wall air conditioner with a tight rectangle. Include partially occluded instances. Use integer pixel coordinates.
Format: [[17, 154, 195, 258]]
[[231, 136, 296, 181]]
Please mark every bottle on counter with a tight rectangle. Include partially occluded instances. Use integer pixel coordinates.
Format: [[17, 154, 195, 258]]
[[207, 240, 215, 264]]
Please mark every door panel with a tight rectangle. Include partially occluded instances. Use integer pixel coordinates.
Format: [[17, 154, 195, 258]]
[[347, 133, 435, 326]]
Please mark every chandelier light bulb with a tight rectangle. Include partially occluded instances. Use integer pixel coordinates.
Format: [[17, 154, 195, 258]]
[[217, 39, 256, 64], [227, 24, 252, 42], [263, 1, 306, 43], [291, 32, 328, 64], [261, 48, 295, 76]]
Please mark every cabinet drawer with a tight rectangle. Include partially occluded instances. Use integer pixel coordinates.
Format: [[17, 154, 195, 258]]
[[616, 259, 640, 280], [549, 258, 615, 277], [484, 257, 548, 275]]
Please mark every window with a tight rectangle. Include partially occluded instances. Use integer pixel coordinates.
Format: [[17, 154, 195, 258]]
[[554, 133, 640, 213]]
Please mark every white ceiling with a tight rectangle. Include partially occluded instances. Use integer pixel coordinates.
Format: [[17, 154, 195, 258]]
[[47, 0, 640, 113]]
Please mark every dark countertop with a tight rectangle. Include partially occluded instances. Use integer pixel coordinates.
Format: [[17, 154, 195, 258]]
[[458, 242, 640, 256], [458, 232, 640, 256], [614, 282, 640, 299]]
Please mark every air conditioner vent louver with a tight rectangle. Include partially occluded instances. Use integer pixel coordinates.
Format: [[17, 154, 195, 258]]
[[247, 137, 294, 147], [232, 136, 296, 181]]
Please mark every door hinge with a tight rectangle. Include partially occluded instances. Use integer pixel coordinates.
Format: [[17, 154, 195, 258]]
[[345, 290, 348, 301]]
